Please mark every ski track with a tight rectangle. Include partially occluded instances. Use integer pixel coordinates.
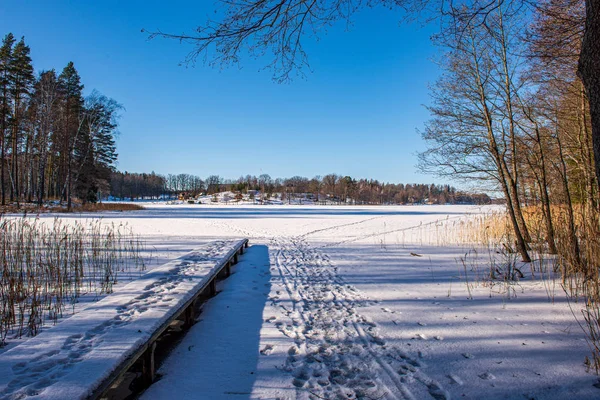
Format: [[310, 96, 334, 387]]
[[318, 214, 472, 248], [265, 235, 449, 400], [0, 241, 230, 400], [299, 216, 384, 239]]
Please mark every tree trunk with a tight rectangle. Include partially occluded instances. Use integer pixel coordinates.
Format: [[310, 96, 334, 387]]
[[508, 177, 532, 243], [538, 173, 558, 255], [579, 83, 598, 213], [0, 117, 5, 206], [0, 77, 8, 206], [535, 127, 558, 255], [37, 134, 48, 205], [67, 150, 72, 210], [496, 9, 533, 244], [555, 128, 582, 270], [11, 112, 18, 207], [579, 0, 600, 196], [24, 131, 32, 203], [11, 90, 20, 207], [37, 164, 45, 205]]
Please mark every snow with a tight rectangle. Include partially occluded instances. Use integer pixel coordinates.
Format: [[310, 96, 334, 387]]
[[0, 239, 246, 400], [1, 204, 598, 399], [140, 244, 277, 400]]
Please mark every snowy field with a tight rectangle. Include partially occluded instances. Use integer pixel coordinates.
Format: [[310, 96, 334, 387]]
[[1, 204, 597, 399]]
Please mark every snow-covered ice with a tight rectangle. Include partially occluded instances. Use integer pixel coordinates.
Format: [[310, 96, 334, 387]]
[[1, 204, 598, 399]]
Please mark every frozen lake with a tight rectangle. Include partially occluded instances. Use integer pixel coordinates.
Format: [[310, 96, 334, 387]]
[[2, 204, 597, 399]]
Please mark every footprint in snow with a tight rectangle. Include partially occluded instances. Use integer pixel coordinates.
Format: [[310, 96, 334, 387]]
[[448, 374, 464, 385], [479, 372, 496, 380]]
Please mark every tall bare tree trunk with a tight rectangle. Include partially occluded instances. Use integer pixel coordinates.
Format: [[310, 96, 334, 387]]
[[534, 125, 558, 254], [497, 8, 533, 245], [579, 83, 598, 213], [579, 0, 600, 196], [555, 126, 582, 269], [0, 112, 5, 206], [11, 94, 19, 207], [469, 26, 531, 263]]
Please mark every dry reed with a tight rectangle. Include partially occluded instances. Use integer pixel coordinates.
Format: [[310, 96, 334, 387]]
[[0, 216, 146, 346], [435, 206, 600, 372]]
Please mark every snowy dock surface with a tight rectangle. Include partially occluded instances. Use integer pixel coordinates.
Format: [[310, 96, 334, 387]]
[[0, 238, 248, 400]]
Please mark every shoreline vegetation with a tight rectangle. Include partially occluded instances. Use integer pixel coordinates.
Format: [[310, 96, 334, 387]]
[[108, 172, 493, 205], [458, 205, 600, 373], [0, 217, 147, 345], [0, 202, 145, 214]]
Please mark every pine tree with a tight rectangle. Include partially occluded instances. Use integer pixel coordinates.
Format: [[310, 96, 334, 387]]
[[0, 33, 15, 205], [57, 61, 83, 209], [8, 37, 34, 206], [75, 91, 120, 203], [90, 99, 119, 200]]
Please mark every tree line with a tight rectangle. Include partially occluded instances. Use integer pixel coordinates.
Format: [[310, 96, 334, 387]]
[[109, 170, 491, 205], [417, 1, 600, 369], [418, 0, 596, 263], [0, 33, 120, 209]]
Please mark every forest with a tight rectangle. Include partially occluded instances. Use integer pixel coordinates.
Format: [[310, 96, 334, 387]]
[[0, 33, 119, 210], [109, 171, 492, 205], [416, 0, 597, 265]]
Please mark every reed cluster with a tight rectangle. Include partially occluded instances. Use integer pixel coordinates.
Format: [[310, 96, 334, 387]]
[[0, 217, 146, 345]]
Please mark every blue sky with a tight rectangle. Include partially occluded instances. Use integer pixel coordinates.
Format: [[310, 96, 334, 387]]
[[1, 1, 441, 183]]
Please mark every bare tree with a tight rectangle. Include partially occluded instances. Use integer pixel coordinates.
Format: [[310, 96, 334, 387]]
[[419, 0, 532, 261], [29, 70, 60, 205], [146, 0, 370, 82], [206, 174, 222, 194]]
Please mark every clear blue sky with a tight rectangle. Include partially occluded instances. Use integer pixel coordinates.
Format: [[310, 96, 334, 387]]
[[1, 1, 442, 184]]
